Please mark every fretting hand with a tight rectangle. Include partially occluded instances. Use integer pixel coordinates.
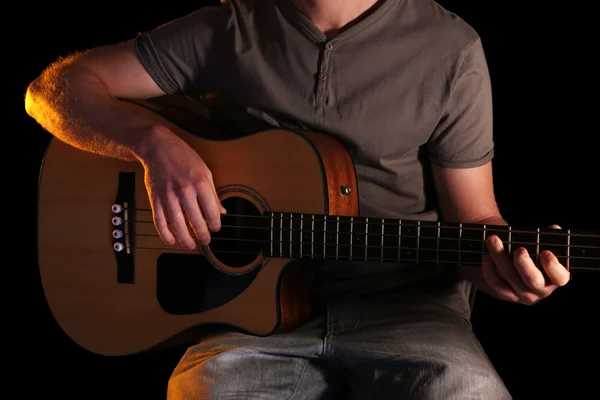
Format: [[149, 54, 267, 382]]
[[482, 224, 571, 304]]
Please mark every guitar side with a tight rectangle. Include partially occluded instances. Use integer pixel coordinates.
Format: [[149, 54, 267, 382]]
[[36, 96, 359, 356]]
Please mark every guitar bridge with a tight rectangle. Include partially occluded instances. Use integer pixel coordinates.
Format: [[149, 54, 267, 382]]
[[111, 172, 136, 284]]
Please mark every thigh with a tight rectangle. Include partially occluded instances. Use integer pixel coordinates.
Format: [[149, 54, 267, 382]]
[[167, 317, 343, 400], [329, 281, 512, 400]]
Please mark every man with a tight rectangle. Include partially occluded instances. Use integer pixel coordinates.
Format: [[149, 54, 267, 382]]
[[25, 0, 570, 398]]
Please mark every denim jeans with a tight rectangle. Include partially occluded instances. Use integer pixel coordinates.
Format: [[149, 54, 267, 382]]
[[166, 265, 512, 400]]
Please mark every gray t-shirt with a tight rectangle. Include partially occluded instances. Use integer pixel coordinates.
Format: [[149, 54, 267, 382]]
[[135, 0, 493, 296]]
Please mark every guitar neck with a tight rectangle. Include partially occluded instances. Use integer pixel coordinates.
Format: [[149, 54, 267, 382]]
[[252, 212, 599, 271]]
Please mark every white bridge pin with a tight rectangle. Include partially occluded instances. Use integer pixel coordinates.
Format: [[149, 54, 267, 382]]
[[113, 242, 124, 252]]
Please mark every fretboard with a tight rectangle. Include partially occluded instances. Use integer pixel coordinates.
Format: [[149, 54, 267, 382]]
[[261, 212, 599, 270]]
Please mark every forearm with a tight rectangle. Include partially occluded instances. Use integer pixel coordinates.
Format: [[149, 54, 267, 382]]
[[25, 53, 164, 162]]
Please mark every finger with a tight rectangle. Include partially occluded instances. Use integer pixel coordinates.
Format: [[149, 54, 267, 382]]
[[512, 247, 547, 295], [166, 195, 197, 250], [180, 191, 211, 246], [196, 180, 223, 232], [548, 224, 561, 229], [208, 172, 227, 214], [215, 191, 227, 214], [540, 250, 570, 287], [152, 198, 176, 246], [481, 254, 520, 302], [486, 236, 531, 295]]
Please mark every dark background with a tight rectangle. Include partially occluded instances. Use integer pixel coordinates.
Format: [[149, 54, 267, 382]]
[[22, 1, 597, 399]]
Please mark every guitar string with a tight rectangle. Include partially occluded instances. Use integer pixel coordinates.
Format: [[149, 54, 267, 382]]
[[124, 227, 600, 263], [130, 233, 600, 261], [127, 219, 600, 249], [132, 226, 599, 250], [122, 209, 600, 239], [127, 245, 595, 271]]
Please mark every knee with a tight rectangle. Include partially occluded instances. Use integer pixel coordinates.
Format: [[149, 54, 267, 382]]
[[166, 346, 242, 399]]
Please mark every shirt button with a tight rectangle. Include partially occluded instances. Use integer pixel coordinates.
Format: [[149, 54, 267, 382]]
[[325, 42, 334, 51], [319, 73, 327, 81]]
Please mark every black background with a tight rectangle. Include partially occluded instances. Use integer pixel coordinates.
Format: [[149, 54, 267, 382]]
[[22, 1, 597, 399]]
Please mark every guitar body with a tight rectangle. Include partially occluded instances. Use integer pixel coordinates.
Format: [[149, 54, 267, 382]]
[[37, 96, 359, 356]]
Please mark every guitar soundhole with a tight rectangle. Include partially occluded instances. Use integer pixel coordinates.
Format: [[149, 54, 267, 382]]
[[209, 197, 268, 268]]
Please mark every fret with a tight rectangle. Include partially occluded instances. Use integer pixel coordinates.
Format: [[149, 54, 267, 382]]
[[336, 216, 340, 260], [511, 228, 538, 257], [458, 223, 463, 265], [299, 214, 304, 257], [508, 225, 512, 253], [416, 220, 421, 263], [273, 212, 292, 258], [436, 222, 440, 264], [382, 218, 399, 262], [397, 220, 402, 263], [487, 225, 509, 254], [270, 213, 274, 257], [439, 223, 460, 265], [459, 223, 484, 265], [337, 216, 352, 260], [290, 214, 302, 258], [536, 227, 540, 259], [268, 213, 281, 257], [311, 214, 315, 258], [352, 217, 366, 260], [323, 215, 327, 258], [311, 215, 326, 258], [538, 227, 569, 267], [482, 224, 487, 259], [364, 217, 369, 261], [400, 220, 419, 262], [380, 218, 385, 262], [366, 218, 382, 261], [566, 229, 570, 268], [302, 214, 311, 258], [417, 220, 439, 264], [279, 212, 283, 257], [350, 217, 354, 260], [284, 213, 293, 257], [288, 213, 293, 258], [324, 216, 338, 259]]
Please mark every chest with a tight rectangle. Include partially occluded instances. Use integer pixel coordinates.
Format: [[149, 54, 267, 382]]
[[213, 36, 449, 161]]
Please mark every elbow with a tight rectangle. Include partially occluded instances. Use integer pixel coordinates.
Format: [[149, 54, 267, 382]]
[[24, 78, 43, 119], [24, 53, 83, 127], [24, 72, 62, 130]]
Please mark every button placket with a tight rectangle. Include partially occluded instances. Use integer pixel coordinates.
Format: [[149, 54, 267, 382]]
[[315, 41, 335, 105]]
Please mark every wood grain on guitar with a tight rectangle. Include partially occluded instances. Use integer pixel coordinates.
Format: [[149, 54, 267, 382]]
[[36, 96, 600, 356]]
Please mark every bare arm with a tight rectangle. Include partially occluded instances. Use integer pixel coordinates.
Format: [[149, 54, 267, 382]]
[[432, 162, 569, 303], [432, 161, 504, 226], [25, 39, 168, 162], [26, 38, 226, 250], [432, 162, 506, 296]]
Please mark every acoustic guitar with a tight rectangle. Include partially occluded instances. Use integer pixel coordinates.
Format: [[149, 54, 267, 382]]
[[36, 96, 599, 356]]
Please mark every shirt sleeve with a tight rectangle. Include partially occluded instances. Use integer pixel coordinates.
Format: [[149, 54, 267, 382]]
[[134, 3, 233, 96], [427, 38, 494, 168]]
